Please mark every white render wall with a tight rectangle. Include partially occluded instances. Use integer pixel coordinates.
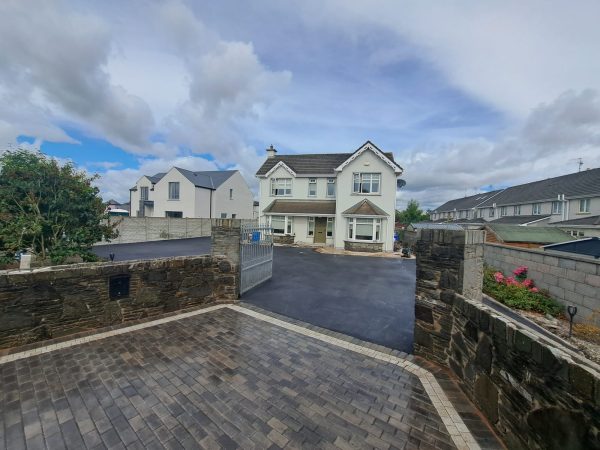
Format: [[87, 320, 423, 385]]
[[152, 168, 199, 218], [334, 151, 397, 251], [130, 175, 154, 217], [212, 171, 255, 219]]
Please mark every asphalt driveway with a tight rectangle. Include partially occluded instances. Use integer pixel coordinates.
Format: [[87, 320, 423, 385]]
[[93, 239, 416, 353], [243, 247, 416, 353], [93, 237, 212, 261]]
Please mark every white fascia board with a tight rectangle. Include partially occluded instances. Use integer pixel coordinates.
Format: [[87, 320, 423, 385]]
[[264, 161, 296, 178], [334, 143, 402, 174]]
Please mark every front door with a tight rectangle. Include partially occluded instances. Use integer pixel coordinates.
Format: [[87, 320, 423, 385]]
[[314, 217, 327, 243]]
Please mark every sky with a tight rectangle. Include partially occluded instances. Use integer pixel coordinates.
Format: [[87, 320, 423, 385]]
[[2, 0, 600, 211]]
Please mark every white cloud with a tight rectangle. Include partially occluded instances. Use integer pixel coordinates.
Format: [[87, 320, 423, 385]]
[[397, 89, 600, 210]]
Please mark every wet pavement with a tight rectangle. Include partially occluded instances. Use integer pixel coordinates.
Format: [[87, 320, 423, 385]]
[[0, 305, 503, 449]]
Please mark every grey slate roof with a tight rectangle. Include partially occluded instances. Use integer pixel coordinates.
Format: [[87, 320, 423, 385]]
[[433, 190, 503, 213], [145, 169, 236, 190], [488, 215, 550, 225], [478, 168, 600, 207], [342, 199, 388, 216], [263, 200, 336, 215], [551, 215, 600, 226], [255, 141, 401, 176]]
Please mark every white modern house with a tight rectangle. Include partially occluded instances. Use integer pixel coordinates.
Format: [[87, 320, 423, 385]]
[[130, 168, 254, 219], [256, 141, 403, 252]]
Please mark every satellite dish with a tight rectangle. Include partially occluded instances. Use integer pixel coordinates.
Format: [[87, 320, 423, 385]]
[[396, 179, 406, 190]]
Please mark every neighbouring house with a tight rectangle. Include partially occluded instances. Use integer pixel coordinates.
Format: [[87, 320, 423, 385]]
[[484, 224, 572, 248], [547, 214, 600, 238], [105, 199, 130, 215], [130, 168, 254, 219], [543, 237, 600, 259], [256, 141, 403, 252], [431, 168, 600, 233], [253, 201, 260, 220]]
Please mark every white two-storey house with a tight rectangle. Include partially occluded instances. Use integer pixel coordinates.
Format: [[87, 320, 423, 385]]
[[256, 141, 403, 252], [130, 168, 254, 219]]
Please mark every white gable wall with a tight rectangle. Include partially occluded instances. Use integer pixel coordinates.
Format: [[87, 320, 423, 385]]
[[334, 149, 398, 251], [152, 168, 197, 218], [213, 172, 254, 219], [131, 176, 155, 217]]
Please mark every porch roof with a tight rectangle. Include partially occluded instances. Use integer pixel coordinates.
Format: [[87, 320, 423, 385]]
[[342, 199, 389, 217], [263, 200, 336, 215]]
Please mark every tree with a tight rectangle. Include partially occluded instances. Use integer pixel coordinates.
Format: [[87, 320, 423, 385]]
[[396, 199, 429, 224], [0, 150, 117, 263]]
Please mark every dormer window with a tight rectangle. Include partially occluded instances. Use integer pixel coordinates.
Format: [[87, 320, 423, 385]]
[[271, 178, 292, 196]]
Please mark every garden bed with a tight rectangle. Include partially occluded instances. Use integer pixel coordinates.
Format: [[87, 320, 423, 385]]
[[484, 265, 600, 364]]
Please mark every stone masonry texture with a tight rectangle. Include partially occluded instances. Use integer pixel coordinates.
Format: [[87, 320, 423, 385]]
[[0, 255, 238, 350], [484, 243, 600, 323], [415, 229, 600, 449]]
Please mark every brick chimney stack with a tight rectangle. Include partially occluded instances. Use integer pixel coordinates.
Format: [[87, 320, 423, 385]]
[[266, 145, 277, 159]]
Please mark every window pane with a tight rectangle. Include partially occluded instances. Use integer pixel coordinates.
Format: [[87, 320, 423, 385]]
[[308, 217, 314, 236], [326, 218, 333, 237], [286, 217, 293, 233], [356, 223, 373, 240], [271, 216, 285, 234]]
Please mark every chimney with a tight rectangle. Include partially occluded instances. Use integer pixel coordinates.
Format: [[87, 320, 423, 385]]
[[266, 144, 277, 159]]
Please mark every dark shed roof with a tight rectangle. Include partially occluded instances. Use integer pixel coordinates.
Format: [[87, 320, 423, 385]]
[[544, 237, 600, 259], [486, 225, 571, 244]]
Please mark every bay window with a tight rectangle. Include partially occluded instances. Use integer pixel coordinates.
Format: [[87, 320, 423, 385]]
[[271, 178, 292, 196], [352, 173, 380, 194], [347, 218, 381, 241]]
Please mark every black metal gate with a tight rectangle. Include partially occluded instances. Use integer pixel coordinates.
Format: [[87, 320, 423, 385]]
[[240, 223, 273, 295]]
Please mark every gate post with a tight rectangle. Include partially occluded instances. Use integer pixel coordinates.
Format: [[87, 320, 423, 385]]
[[211, 219, 242, 298], [413, 229, 485, 364]]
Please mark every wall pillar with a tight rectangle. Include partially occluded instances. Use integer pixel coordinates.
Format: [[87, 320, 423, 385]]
[[413, 229, 485, 364], [211, 219, 242, 298]]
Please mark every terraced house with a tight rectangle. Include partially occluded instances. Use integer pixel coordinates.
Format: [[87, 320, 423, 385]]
[[431, 168, 600, 236], [256, 141, 403, 252]]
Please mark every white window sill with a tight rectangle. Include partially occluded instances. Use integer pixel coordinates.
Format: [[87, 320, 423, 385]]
[[168, 199, 180, 201], [351, 193, 381, 196]]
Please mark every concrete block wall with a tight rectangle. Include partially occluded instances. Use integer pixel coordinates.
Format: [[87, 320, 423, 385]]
[[484, 243, 600, 323], [98, 218, 212, 244]]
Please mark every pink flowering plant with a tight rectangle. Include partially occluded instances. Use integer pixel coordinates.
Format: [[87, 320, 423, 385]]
[[483, 266, 561, 316]]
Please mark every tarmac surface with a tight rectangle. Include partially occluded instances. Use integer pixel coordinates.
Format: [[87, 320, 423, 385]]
[[93, 238, 415, 352]]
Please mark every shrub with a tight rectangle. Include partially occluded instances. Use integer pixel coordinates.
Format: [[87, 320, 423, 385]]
[[483, 266, 562, 316]]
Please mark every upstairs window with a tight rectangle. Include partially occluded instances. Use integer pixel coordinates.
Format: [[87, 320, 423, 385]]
[[327, 178, 336, 197], [579, 198, 591, 213], [229, 188, 233, 200], [271, 178, 292, 196], [140, 186, 149, 201], [513, 205, 521, 215], [532, 203, 542, 215], [551, 201, 563, 214], [353, 173, 380, 194], [308, 179, 317, 197], [168, 182, 180, 200]]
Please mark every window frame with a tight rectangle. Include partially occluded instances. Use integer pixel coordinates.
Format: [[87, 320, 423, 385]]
[[488, 208, 495, 218], [327, 178, 336, 197], [532, 203, 542, 215], [229, 188, 233, 200], [347, 217, 382, 242], [140, 186, 149, 201], [270, 215, 293, 235], [352, 173, 381, 195], [551, 201, 563, 215], [579, 198, 591, 213], [165, 211, 183, 218], [513, 205, 521, 215], [270, 178, 292, 197], [326, 218, 334, 237], [308, 178, 317, 197], [168, 182, 180, 200], [500, 206, 507, 217], [307, 217, 315, 236]]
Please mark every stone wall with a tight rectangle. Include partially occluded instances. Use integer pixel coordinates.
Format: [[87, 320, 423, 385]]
[[484, 243, 600, 323], [0, 255, 238, 349], [415, 230, 600, 449], [97, 217, 212, 245], [211, 219, 242, 267], [344, 241, 384, 252], [273, 235, 295, 245]]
